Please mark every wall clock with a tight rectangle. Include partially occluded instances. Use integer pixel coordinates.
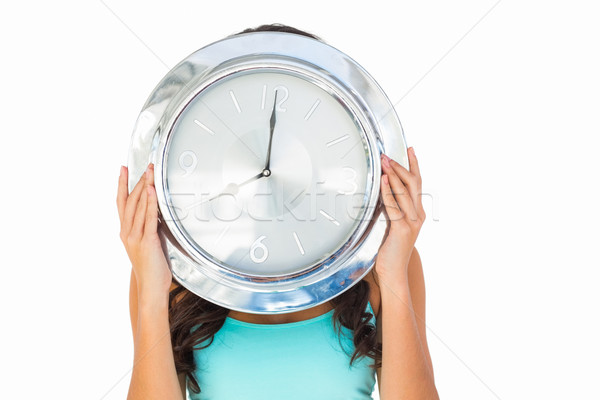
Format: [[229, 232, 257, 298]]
[[127, 31, 408, 313]]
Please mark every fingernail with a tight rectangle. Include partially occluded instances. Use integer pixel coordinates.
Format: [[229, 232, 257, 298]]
[[381, 154, 390, 168], [119, 166, 124, 177], [410, 147, 416, 157], [382, 174, 389, 185]]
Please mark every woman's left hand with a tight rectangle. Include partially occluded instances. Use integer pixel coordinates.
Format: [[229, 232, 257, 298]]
[[375, 147, 426, 285]]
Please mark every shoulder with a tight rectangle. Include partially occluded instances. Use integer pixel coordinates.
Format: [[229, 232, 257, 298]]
[[364, 247, 423, 320]]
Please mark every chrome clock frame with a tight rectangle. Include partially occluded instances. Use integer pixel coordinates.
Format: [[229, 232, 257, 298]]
[[127, 32, 408, 313]]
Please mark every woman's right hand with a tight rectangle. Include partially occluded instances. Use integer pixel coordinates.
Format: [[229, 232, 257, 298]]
[[117, 163, 172, 299]]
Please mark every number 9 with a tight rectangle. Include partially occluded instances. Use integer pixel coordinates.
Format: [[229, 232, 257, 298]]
[[179, 150, 198, 177]]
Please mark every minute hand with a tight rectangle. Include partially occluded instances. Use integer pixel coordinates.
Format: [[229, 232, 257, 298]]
[[264, 90, 278, 171]]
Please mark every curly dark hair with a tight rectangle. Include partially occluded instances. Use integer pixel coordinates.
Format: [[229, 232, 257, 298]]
[[168, 23, 382, 395]]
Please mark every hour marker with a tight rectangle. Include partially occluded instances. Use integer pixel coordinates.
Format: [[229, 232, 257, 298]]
[[292, 232, 305, 255], [304, 99, 321, 120], [214, 225, 230, 245], [229, 90, 242, 113], [193, 119, 215, 135], [319, 209, 340, 226], [261, 85, 267, 110], [326, 134, 350, 147]]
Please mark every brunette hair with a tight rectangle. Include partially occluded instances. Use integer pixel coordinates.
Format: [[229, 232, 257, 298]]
[[169, 23, 382, 395]]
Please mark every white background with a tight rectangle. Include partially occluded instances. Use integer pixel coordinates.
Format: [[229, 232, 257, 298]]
[[1, 1, 599, 399]]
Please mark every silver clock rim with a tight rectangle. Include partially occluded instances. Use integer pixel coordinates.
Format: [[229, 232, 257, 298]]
[[127, 32, 408, 314]]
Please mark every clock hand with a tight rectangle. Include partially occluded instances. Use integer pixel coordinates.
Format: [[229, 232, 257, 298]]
[[264, 90, 278, 172], [184, 170, 267, 211], [237, 170, 268, 187], [183, 93, 279, 212]]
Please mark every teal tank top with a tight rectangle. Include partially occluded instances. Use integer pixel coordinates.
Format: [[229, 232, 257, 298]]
[[188, 301, 377, 399]]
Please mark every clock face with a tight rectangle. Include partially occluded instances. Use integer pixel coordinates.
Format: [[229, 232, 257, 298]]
[[163, 69, 371, 277]]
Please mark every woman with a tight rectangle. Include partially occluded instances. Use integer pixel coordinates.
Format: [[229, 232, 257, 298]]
[[117, 24, 439, 400]]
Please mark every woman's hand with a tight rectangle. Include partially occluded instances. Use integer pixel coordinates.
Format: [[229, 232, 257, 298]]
[[375, 147, 426, 285], [117, 163, 172, 298]]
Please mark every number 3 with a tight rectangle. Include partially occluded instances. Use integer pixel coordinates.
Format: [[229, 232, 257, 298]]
[[337, 167, 357, 195]]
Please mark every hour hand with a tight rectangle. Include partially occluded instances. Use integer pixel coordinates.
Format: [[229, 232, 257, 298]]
[[183, 171, 265, 211], [264, 90, 278, 172]]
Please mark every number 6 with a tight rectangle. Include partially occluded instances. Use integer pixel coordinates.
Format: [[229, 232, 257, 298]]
[[250, 235, 268, 263]]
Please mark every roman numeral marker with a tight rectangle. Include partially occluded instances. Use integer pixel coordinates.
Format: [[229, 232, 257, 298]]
[[193, 119, 215, 135], [214, 225, 230, 246], [229, 90, 242, 113], [326, 134, 350, 147], [304, 99, 321, 120], [261, 85, 267, 110], [292, 232, 305, 255], [319, 209, 340, 226]]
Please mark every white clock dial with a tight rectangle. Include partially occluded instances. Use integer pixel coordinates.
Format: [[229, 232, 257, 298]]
[[164, 69, 370, 276]]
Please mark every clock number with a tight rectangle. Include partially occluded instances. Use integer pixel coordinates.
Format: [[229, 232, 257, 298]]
[[179, 150, 198, 177], [273, 85, 289, 112], [250, 235, 269, 263], [337, 167, 357, 195]]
